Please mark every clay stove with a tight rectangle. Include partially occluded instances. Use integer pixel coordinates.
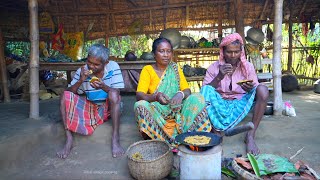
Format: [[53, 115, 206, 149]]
[[178, 144, 222, 179]]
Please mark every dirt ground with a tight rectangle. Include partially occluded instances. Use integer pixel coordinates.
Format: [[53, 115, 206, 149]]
[[0, 90, 319, 179]]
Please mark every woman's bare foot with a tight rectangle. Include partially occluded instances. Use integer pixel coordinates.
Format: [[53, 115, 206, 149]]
[[57, 132, 73, 159], [245, 134, 260, 155]]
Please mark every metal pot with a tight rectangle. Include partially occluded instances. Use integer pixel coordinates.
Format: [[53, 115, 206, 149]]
[[180, 36, 190, 48], [264, 102, 274, 115], [140, 52, 154, 60], [314, 79, 320, 94], [245, 28, 265, 45], [159, 28, 181, 49]]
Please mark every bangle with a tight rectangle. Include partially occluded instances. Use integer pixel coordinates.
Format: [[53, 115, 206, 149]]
[[177, 91, 185, 99]]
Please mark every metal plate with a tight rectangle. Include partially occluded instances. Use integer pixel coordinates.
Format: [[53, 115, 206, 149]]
[[175, 131, 222, 147]]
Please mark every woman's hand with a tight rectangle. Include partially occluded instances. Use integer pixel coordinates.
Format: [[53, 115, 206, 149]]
[[169, 92, 184, 112], [170, 92, 183, 106], [240, 81, 254, 92], [154, 92, 170, 105]]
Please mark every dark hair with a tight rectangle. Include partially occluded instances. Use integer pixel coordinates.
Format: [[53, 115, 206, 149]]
[[223, 39, 243, 51], [152, 37, 173, 54]]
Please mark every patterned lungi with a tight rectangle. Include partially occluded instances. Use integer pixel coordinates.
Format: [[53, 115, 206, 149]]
[[64, 91, 110, 135]]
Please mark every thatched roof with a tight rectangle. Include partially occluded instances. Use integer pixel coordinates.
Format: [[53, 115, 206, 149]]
[[0, 0, 319, 40]]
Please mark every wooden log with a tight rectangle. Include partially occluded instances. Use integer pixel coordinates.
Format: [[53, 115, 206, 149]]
[[0, 29, 10, 102], [234, 0, 245, 40], [273, 0, 284, 116], [28, 0, 40, 119]]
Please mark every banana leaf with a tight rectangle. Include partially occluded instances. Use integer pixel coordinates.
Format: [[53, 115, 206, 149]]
[[255, 154, 299, 176], [222, 167, 236, 178], [247, 153, 261, 177]]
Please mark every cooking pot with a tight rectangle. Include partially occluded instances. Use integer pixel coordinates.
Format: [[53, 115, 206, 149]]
[[189, 37, 197, 48], [125, 51, 137, 61], [140, 52, 154, 60], [180, 36, 190, 48], [264, 102, 274, 115], [159, 28, 181, 49], [245, 28, 265, 45], [314, 79, 320, 94]]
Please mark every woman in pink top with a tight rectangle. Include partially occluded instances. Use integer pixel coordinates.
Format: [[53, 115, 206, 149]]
[[200, 33, 269, 155]]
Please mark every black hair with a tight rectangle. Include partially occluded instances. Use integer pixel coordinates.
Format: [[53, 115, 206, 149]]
[[223, 39, 243, 51], [152, 37, 173, 54]]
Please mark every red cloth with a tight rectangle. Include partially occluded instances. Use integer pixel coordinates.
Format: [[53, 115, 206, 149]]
[[64, 91, 110, 135]]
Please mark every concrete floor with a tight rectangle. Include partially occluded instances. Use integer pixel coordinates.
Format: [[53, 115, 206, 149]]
[[0, 90, 319, 179]]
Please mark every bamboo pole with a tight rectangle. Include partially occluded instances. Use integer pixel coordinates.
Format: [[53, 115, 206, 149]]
[[218, 3, 223, 40], [28, 0, 40, 119], [273, 0, 283, 116], [234, 0, 245, 40], [185, 6, 189, 26], [0, 29, 10, 103], [287, 2, 293, 72]]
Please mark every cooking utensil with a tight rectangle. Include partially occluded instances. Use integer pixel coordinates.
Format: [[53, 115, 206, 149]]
[[159, 28, 182, 49], [264, 102, 274, 115], [314, 79, 320, 94], [245, 28, 265, 45], [175, 131, 222, 147], [223, 122, 254, 136], [175, 122, 254, 147]]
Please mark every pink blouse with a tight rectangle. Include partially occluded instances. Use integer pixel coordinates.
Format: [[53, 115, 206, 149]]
[[203, 61, 259, 100]]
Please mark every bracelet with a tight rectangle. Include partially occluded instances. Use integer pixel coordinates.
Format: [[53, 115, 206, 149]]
[[177, 91, 185, 99]]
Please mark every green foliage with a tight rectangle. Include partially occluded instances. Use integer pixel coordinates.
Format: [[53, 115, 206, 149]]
[[5, 41, 30, 57], [108, 34, 153, 59]]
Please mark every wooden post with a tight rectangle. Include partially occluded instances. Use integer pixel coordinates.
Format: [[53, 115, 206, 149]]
[[287, 2, 293, 72], [0, 29, 10, 103], [273, 0, 283, 116], [28, 0, 40, 119], [185, 6, 189, 26], [234, 0, 245, 41], [105, 35, 109, 47], [218, 3, 223, 40]]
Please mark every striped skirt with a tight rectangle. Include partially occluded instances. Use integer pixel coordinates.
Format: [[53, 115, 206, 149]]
[[64, 91, 110, 135], [200, 85, 256, 131]]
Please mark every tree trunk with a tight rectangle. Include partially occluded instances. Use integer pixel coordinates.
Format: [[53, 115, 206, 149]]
[[29, 0, 40, 119], [0, 29, 10, 103], [273, 0, 283, 116]]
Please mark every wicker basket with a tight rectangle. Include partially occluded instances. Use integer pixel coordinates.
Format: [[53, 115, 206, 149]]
[[232, 158, 262, 180], [126, 140, 173, 180]]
